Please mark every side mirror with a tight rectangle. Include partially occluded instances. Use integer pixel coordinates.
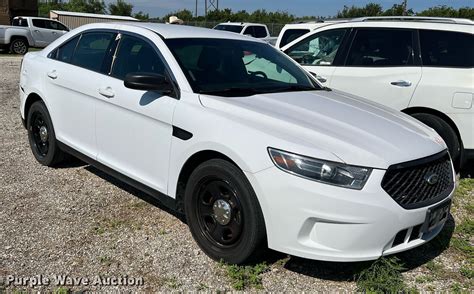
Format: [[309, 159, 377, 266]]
[[124, 72, 173, 93]]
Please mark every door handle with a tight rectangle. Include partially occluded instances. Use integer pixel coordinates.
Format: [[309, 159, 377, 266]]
[[99, 87, 115, 98], [47, 70, 57, 80], [34, 30, 39, 33], [390, 80, 412, 87], [309, 71, 327, 83]]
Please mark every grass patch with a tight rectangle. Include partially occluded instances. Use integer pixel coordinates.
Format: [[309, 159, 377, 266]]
[[53, 287, 70, 294], [221, 261, 269, 290], [355, 257, 408, 293], [415, 275, 434, 283], [163, 277, 181, 289], [99, 256, 112, 266], [460, 265, 474, 279], [426, 260, 444, 275], [455, 219, 474, 236], [92, 217, 142, 235]]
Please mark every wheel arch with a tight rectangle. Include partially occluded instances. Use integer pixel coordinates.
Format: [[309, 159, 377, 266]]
[[175, 149, 240, 213], [10, 35, 30, 46], [23, 92, 45, 127], [402, 106, 463, 147]]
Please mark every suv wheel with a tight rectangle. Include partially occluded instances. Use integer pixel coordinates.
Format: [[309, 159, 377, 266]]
[[411, 113, 462, 169], [10, 38, 28, 55], [184, 159, 266, 264], [27, 101, 65, 166]]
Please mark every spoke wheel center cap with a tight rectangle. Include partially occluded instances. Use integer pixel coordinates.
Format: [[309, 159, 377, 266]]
[[39, 126, 48, 142], [213, 199, 232, 225]]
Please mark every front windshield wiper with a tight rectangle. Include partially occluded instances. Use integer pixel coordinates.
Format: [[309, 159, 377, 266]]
[[265, 85, 319, 93], [199, 87, 263, 97]]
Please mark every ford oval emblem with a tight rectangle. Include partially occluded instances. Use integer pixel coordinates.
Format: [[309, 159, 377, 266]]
[[424, 173, 439, 185]]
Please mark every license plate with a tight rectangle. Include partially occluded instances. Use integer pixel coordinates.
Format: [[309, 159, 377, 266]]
[[421, 199, 451, 233]]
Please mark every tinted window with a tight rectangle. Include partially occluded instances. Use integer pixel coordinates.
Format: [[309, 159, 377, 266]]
[[47, 21, 68, 31], [12, 18, 28, 27], [280, 29, 310, 48], [253, 26, 267, 38], [111, 35, 165, 80], [54, 36, 80, 63], [420, 30, 473, 68], [346, 29, 414, 67], [286, 29, 346, 66], [72, 32, 115, 72], [214, 24, 243, 34], [243, 26, 255, 37], [32, 19, 47, 28]]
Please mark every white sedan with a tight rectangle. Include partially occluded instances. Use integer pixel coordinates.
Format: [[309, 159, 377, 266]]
[[19, 23, 455, 264]]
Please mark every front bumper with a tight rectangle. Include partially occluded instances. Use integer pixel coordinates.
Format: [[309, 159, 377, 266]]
[[246, 166, 454, 262]]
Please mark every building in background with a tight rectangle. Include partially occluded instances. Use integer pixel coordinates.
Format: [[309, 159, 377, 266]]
[[0, 0, 38, 25], [50, 10, 139, 29]]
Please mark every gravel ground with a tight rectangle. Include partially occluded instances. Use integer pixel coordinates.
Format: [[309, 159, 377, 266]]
[[0, 55, 472, 292]]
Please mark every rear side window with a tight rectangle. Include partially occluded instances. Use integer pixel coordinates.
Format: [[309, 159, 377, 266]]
[[253, 26, 267, 38], [32, 19, 47, 28], [12, 18, 28, 27], [54, 36, 79, 63], [111, 34, 165, 80], [72, 32, 115, 72], [420, 30, 474, 68], [346, 29, 414, 67], [279, 29, 310, 48], [47, 21, 68, 31]]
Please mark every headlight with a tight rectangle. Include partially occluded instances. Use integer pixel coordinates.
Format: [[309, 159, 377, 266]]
[[268, 148, 372, 190]]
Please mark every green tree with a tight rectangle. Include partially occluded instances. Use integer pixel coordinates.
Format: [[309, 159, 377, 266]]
[[337, 3, 383, 18], [65, 0, 106, 14], [382, 4, 414, 16], [163, 9, 194, 22], [133, 11, 149, 20], [38, 1, 66, 17], [417, 5, 474, 19], [108, 0, 133, 16]]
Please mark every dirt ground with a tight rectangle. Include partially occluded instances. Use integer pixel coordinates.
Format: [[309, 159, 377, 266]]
[[0, 55, 472, 292]]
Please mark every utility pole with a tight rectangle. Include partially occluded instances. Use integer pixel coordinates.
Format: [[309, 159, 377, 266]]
[[195, 0, 198, 17], [402, 0, 408, 16]]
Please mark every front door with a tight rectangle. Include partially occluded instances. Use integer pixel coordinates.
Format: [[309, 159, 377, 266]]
[[96, 33, 177, 193]]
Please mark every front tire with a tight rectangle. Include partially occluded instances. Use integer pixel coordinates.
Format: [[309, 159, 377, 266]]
[[184, 159, 267, 264], [27, 101, 65, 166], [10, 38, 28, 55], [411, 113, 462, 169]]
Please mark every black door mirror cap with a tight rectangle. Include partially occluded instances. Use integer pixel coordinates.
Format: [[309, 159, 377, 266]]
[[124, 72, 173, 93]]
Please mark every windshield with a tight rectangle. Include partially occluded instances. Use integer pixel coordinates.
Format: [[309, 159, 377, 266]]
[[165, 38, 320, 96], [213, 24, 243, 34]]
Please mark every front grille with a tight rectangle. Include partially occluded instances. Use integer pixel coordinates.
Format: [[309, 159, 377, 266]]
[[381, 151, 454, 209]]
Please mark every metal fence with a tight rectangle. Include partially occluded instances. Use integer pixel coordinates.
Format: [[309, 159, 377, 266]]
[[149, 20, 286, 37]]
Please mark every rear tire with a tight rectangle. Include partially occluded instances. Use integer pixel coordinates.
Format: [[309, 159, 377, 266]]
[[184, 159, 267, 264], [10, 38, 28, 55], [411, 113, 462, 169], [27, 101, 65, 166]]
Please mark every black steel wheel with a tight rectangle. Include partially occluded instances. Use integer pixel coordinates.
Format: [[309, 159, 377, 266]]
[[27, 101, 65, 166], [185, 159, 267, 264]]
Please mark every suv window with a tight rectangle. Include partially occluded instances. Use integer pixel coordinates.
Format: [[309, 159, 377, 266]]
[[346, 29, 414, 67], [280, 29, 310, 48], [420, 30, 473, 68], [111, 34, 166, 80], [253, 26, 267, 38], [12, 18, 28, 27], [286, 29, 346, 66], [53, 36, 80, 63], [72, 32, 116, 72], [243, 26, 255, 37], [32, 19, 47, 29]]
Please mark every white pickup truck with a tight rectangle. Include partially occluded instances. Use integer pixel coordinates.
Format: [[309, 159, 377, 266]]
[[0, 16, 69, 54], [213, 22, 277, 45]]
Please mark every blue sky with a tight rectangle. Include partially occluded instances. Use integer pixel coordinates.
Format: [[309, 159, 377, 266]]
[[103, 0, 473, 18]]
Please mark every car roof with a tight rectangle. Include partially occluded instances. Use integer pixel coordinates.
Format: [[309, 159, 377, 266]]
[[216, 22, 266, 26], [79, 22, 263, 41]]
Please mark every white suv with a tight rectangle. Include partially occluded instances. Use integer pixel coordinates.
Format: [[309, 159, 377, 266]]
[[281, 16, 474, 169], [20, 23, 454, 264]]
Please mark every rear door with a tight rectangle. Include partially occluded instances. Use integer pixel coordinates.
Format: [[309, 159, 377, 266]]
[[31, 19, 49, 47], [95, 32, 178, 193], [330, 28, 422, 110], [45, 31, 117, 158]]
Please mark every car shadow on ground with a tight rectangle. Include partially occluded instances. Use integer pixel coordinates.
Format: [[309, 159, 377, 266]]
[[264, 215, 455, 281]]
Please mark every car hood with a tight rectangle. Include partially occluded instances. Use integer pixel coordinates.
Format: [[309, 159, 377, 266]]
[[199, 90, 446, 169]]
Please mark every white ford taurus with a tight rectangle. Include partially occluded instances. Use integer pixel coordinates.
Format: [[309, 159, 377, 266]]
[[19, 23, 455, 264]]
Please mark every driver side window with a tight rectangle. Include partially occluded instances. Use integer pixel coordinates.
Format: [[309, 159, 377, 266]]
[[286, 29, 346, 66]]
